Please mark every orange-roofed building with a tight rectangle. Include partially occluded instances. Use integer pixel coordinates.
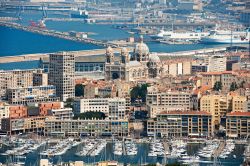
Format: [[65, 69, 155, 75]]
[[147, 111, 214, 138], [200, 71, 236, 91], [226, 112, 250, 138], [9, 105, 27, 119], [39, 102, 63, 116]]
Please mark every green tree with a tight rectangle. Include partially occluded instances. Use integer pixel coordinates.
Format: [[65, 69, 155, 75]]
[[65, 98, 74, 109], [130, 83, 149, 103], [230, 82, 238, 91], [213, 81, 222, 91], [239, 81, 245, 88], [73, 111, 106, 120], [75, 84, 84, 97]]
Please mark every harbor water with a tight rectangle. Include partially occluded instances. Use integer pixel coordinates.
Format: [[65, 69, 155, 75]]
[[0, 141, 245, 166]]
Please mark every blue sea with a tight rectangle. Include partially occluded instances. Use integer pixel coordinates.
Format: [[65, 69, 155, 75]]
[[0, 10, 233, 70]]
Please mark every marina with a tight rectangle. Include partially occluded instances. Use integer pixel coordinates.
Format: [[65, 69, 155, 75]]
[[0, 137, 247, 165], [0, 1, 250, 166]]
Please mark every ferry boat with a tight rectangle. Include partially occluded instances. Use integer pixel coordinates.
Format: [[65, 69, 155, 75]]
[[151, 29, 209, 41], [71, 9, 89, 19], [200, 29, 250, 44], [151, 29, 173, 39]]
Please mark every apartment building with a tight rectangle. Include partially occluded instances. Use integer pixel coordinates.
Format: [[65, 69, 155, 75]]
[[1, 116, 55, 134], [226, 112, 250, 138], [49, 52, 75, 101], [74, 98, 128, 120], [44, 119, 129, 137], [39, 101, 63, 116], [232, 95, 247, 112], [48, 108, 74, 120], [162, 60, 192, 77], [146, 86, 191, 118], [147, 111, 213, 138], [0, 69, 47, 98], [6, 85, 58, 105], [200, 71, 236, 90], [207, 56, 227, 72], [0, 102, 9, 128], [200, 94, 247, 125], [244, 100, 250, 112], [200, 95, 229, 126]]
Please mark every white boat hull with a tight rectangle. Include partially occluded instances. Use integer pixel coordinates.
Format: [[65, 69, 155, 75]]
[[200, 38, 249, 44]]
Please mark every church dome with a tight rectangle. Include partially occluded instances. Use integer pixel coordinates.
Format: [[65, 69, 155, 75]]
[[106, 46, 113, 53], [149, 53, 160, 63], [134, 35, 149, 56], [121, 47, 128, 54]]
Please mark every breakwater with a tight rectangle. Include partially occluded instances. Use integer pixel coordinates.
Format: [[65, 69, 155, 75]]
[[0, 21, 119, 48]]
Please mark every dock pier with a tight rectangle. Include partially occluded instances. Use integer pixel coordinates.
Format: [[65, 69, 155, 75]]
[[213, 140, 225, 158]]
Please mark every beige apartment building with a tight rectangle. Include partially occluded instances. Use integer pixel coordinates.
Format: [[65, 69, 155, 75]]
[[226, 112, 250, 138], [49, 52, 75, 101], [232, 95, 247, 112], [201, 71, 236, 90], [0, 69, 47, 97], [147, 86, 191, 118], [244, 100, 250, 112], [207, 56, 227, 72], [200, 94, 247, 125], [6, 85, 58, 105]]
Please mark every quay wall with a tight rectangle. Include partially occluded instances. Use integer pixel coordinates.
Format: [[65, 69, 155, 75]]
[[0, 48, 133, 64]]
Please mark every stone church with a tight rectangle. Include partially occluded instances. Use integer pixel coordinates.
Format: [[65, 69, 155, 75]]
[[105, 36, 163, 82]]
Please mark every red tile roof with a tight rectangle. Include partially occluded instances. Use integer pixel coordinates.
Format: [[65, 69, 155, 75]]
[[227, 112, 250, 116], [200, 71, 233, 75], [159, 111, 211, 116]]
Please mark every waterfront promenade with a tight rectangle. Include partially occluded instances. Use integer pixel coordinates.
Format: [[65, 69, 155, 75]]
[[0, 48, 133, 63]]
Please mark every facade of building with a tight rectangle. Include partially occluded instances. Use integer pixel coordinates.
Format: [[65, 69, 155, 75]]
[[48, 108, 74, 120], [0, 69, 46, 98], [74, 98, 128, 120], [244, 100, 250, 112], [49, 52, 75, 101], [1, 116, 55, 134], [147, 111, 213, 138], [232, 95, 247, 112], [39, 102, 63, 116], [200, 94, 247, 125], [200, 95, 229, 126], [6, 85, 58, 105], [33, 71, 48, 86], [207, 56, 227, 72], [147, 86, 191, 118], [201, 71, 236, 90], [0, 102, 10, 128], [192, 64, 208, 73], [44, 119, 129, 137], [226, 112, 250, 138]]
